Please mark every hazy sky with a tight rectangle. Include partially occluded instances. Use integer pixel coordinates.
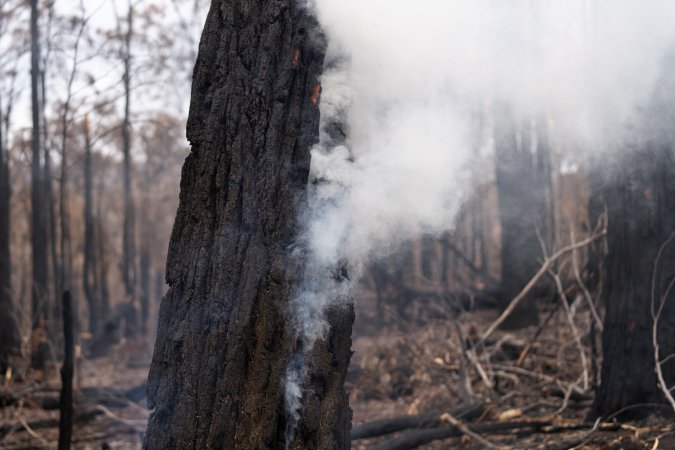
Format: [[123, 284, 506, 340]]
[[8, 0, 205, 138]]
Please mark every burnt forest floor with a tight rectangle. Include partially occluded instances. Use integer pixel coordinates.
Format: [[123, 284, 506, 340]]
[[349, 292, 675, 450], [1, 339, 150, 449], [2, 296, 674, 449]]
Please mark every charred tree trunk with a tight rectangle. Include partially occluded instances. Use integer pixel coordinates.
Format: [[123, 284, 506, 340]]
[[82, 116, 98, 335], [58, 291, 74, 450], [144, 2, 353, 449], [493, 106, 552, 328], [59, 32, 80, 299], [96, 211, 110, 318], [591, 146, 675, 417], [30, 0, 50, 369], [44, 113, 59, 337], [41, 54, 58, 325], [0, 97, 20, 371], [138, 161, 151, 336], [121, 0, 136, 306], [591, 64, 675, 417], [535, 116, 555, 248], [138, 221, 150, 336]]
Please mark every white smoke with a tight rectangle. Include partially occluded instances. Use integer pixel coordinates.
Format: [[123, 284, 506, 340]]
[[283, 0, 675, 442]]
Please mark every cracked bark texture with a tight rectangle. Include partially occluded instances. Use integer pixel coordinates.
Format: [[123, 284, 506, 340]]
[[143, 1, 353, 449]]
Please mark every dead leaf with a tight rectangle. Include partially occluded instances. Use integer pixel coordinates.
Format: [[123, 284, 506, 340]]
[[497, 408, 523, 421]]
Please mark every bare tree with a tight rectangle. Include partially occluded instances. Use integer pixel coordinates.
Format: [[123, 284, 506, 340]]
[[41, 1, 57, 314], [58, 0, 88, 296], [82, 115, 99, 334], [0, 0, 20, 370], [30, 0, 50, 369], [0, 88, 20, 372], [121, 0, 136, 306]]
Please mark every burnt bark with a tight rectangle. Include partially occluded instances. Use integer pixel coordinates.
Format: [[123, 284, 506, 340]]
[[144, 2, 352, 449], [0, 97, 20, 371], [591, 145, 675, 417], [591, 58, 675, 418], [494, 106, 553, 328]]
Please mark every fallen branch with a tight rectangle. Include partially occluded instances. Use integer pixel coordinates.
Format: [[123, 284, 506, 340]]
[[15, 416, 49, 447], [481, 229, 606, 343], [571, 238, 603, 331], [95, 404, 148, 429], [466, 347, 494, 390], [491, 364, 585, 396], [0, 384, 60, 409], [553, 378, 580, 416], [517, 303, 560, 367], [0, 409, 103, 438], [439, 412, 505, 449], [370, 420, 551, 450], [444, 240, 500, 288], [452, 320, 475, 403], [1, 422, 142, 450], [371, 419, 620, 450], [548, 265, 589, 391], [0, 382, 145, 411]]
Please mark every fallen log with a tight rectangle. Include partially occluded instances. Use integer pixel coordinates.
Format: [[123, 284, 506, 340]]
[[1, 421, 141, 450], [351, 403, 483, 440], [0, 385, 59, 408], [1, 385, 143, 411], [369, 420, 552, 450], [0, 408, 103, 439], [547, 386, 593, 402], [370, 420, 620, 450]]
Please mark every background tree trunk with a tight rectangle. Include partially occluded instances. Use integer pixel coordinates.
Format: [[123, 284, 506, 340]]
[[591, 62, 675, 415], [591, 56, 675, 417], [0, 97, 20, 371], [57, 290, 74, 450], [139, 218, 150, 336], [494, 105, 552, 328], [121, 0, 136, 306], [591, 145, 675, 417], [30, 0, 50, 369], [41, 43, 58, 323], [144, 1, 352, 449], [82, 116, 98, 335], [96, 209, 110, 317]]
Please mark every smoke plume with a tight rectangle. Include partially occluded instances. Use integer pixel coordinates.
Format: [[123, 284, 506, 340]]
[[283, 0, 675, 442]]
